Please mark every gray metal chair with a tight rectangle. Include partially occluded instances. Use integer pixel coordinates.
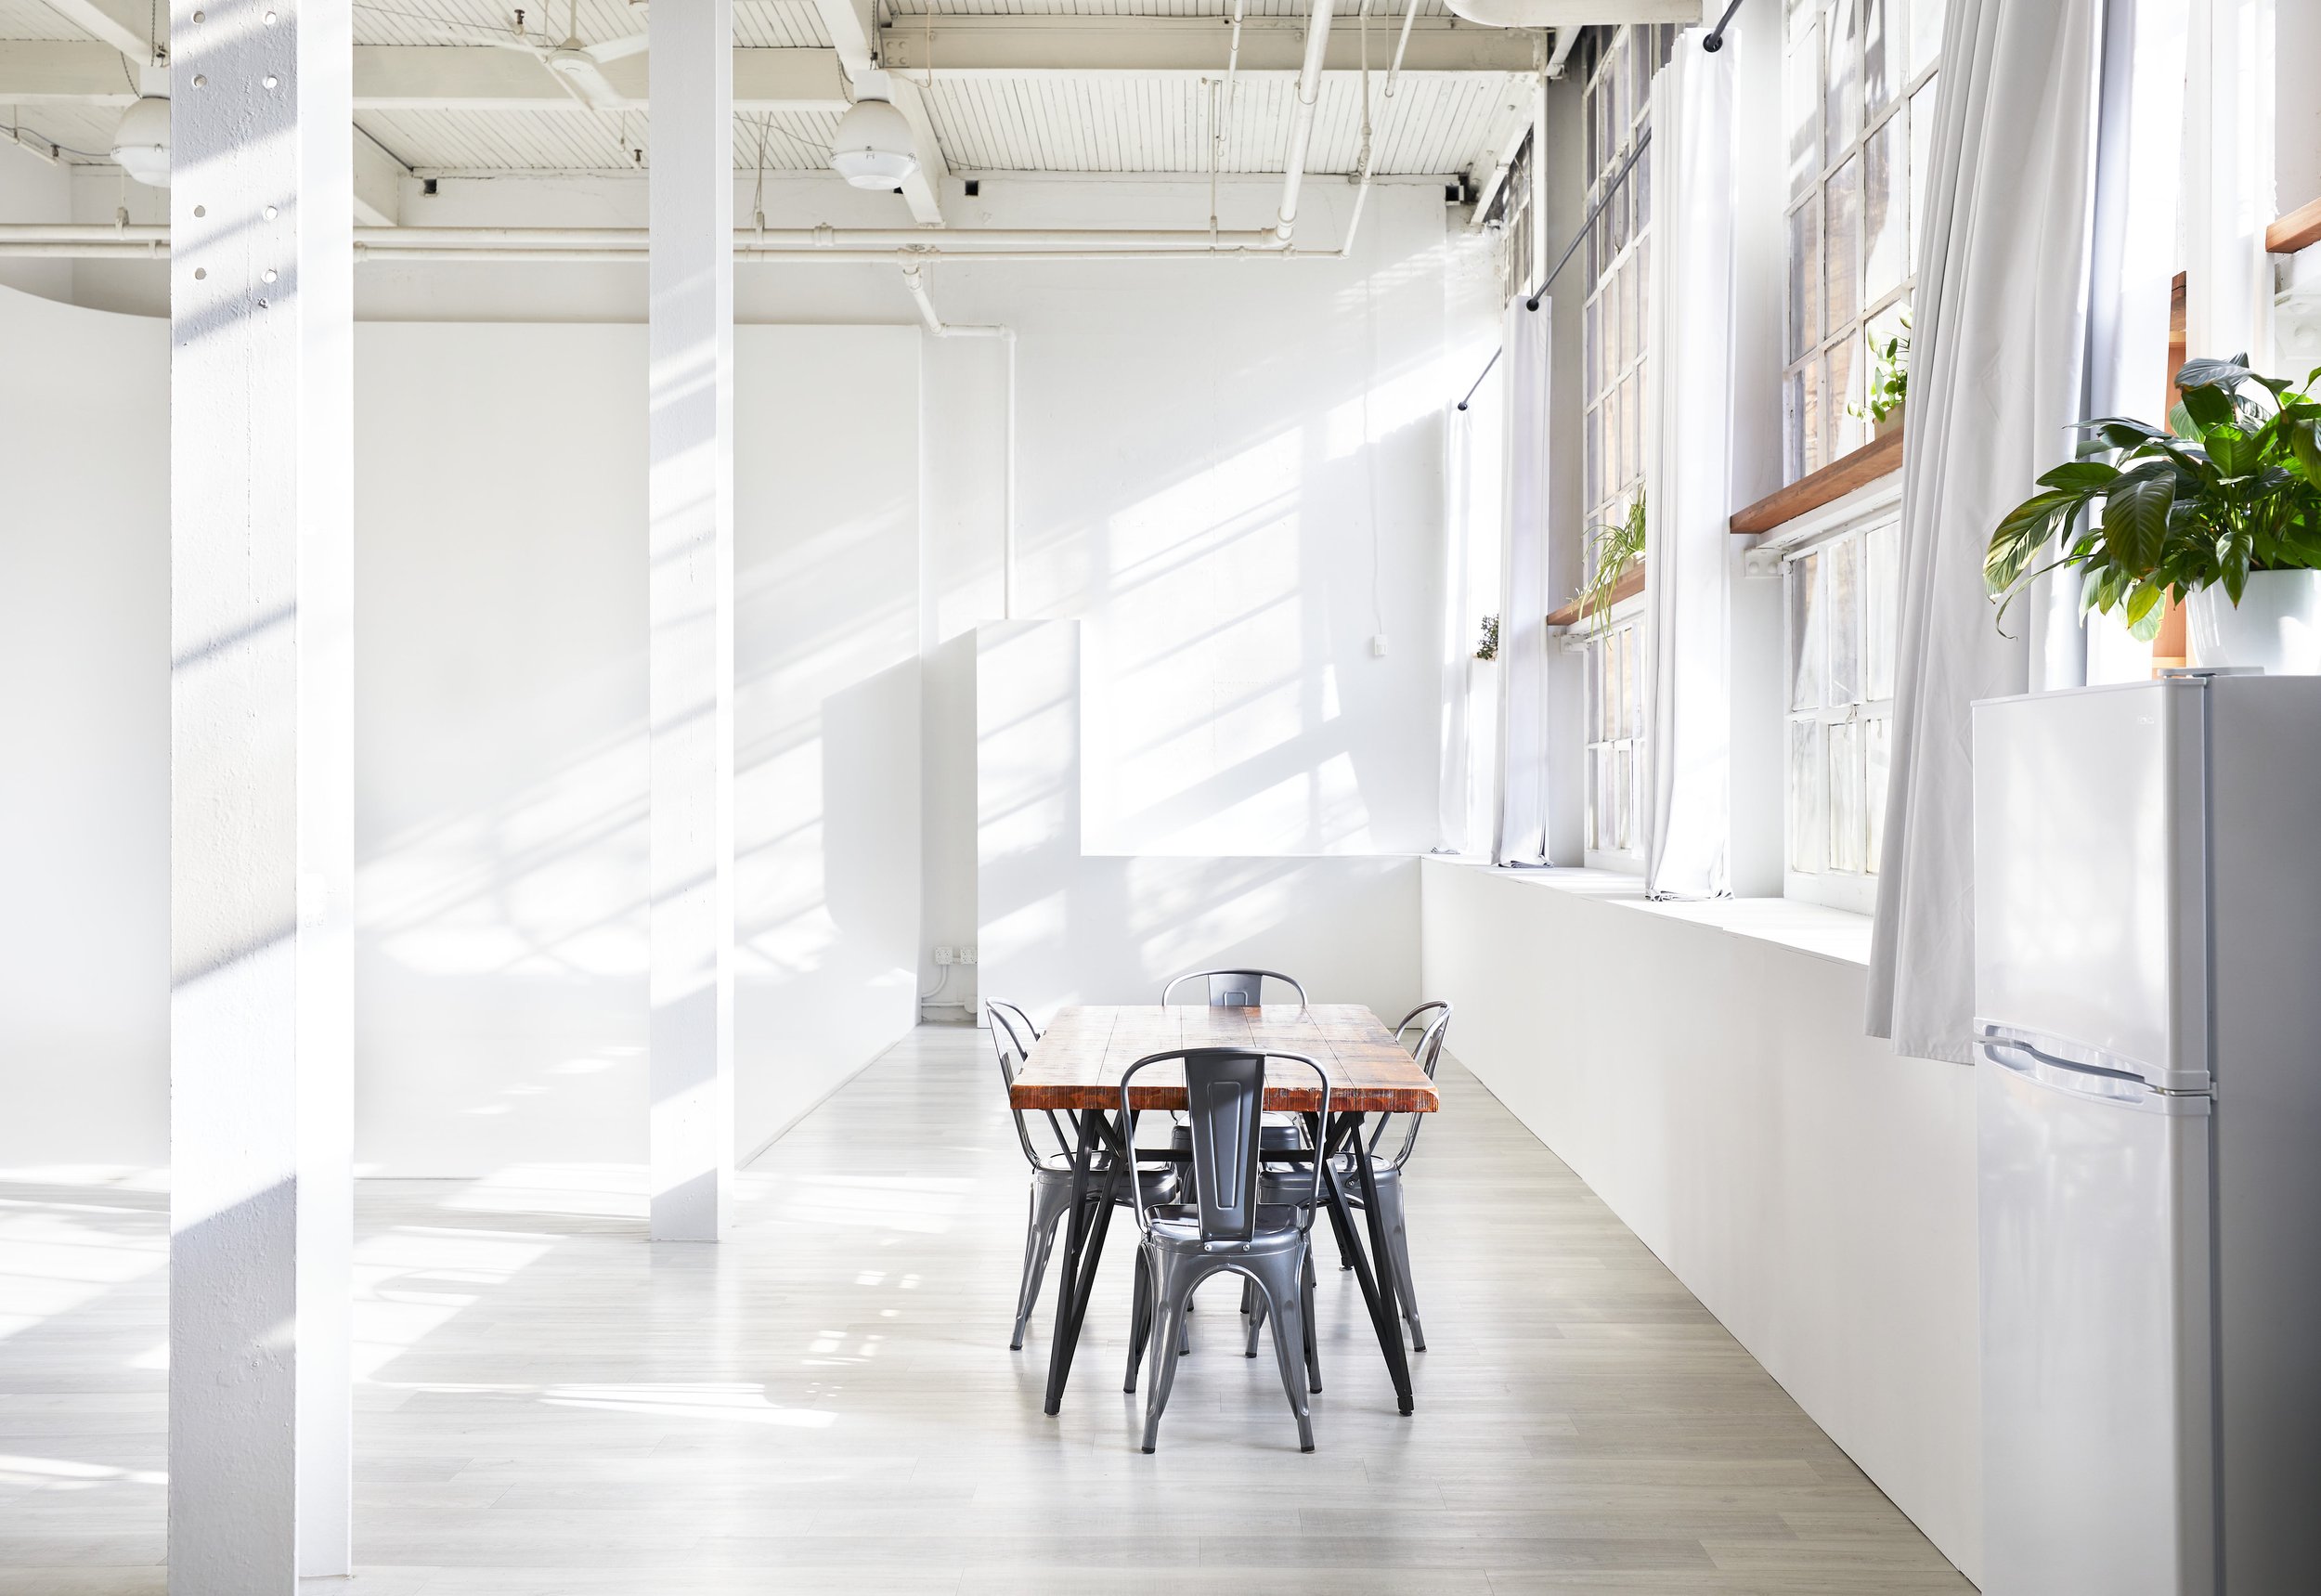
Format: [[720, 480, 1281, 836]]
[[1160, 968, 1310, 1011], [990, 1001, 1179, 1351], [1249, 1001, 1451, 1352], [1120, 1046, 1328, 1453]]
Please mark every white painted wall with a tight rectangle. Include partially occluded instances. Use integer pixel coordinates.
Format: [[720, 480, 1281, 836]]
[[354, 321, 922, 1174], [0, 286, 169, 1169], [1420, 857, 1980, 1584]]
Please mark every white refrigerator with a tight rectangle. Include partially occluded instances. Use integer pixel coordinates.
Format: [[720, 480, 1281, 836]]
[[1973, 674, 2321, 1596]]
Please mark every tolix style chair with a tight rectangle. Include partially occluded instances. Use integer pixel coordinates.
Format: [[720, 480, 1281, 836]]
[[1120, 1046, 1329, 1453], [990, 1000, 1179, 1351]]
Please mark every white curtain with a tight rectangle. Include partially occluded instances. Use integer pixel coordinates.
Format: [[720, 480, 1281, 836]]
[[1641, 38, 1735, 902], [1866, 0, 2106, 1062], [1492, 299, 1553, 866]]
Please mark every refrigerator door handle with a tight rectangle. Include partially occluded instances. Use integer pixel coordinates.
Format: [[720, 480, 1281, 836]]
[[1976, 1022, 2213, 1113], [1982, 1035, 2146, 1086]]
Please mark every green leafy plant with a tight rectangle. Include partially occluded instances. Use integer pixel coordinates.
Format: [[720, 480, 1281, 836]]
[[1848, 318, 1910, 427], [1574, 492, 1647, 638], [1473, 615, 1500, 662], [1984, 356, 2321, 639]]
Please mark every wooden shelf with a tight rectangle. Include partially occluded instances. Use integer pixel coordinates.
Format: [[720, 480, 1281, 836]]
[[1729, 425, 1903, 536], [1545, 563, 1646, 629], [2268, 196, 2321, 256]]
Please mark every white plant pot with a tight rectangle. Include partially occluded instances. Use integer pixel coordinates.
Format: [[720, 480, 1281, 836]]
[[2185, 570, 2321, 675]]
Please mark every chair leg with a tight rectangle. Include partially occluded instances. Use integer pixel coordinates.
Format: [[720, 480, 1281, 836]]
[[1244, 1287, 1265, 1357], [1378, 1176, 1424, 1351], [1254, 1255, 1316, 1452], [1123, 1248, 1154, 1393], [1300, 1252, 1321, 1393], [1011, 1177, 1070, 1350], [1141, 1261, 1195, 1453]]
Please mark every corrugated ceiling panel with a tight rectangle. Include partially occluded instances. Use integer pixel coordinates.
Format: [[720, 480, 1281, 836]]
[[351, 0, 649, 49], [357, 105, 849, 173], [0, 0, 93, 41]]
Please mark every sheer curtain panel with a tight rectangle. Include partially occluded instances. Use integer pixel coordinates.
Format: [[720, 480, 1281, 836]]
[[1493, 300, 1554, 866], [1865, 0, 2105, 1061], [1642, 36, 1737, 902]]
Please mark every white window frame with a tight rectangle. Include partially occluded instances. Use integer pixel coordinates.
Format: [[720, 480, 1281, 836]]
[[1749, 473, 1902, 914], [1782, 0, 1941, 482], [1580, 590, 1649, 873]]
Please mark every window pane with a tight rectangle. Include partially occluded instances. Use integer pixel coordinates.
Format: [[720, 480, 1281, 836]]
[[1790, 550, 1824, 709], [1827, 335, 1859, 461], [1829, 717, 1864, 873], [1864, 0, 1896, 112], [1619, 624, 1637, 739], [1829, 536, 1863, 704], [1863, 114, 1906, 306], [1825, 155, 1861, 339], [1866, 713, 1891, 874], [1623, 372, 1641, 488], [1787, 17, 1822, 199], [1911, 78, 1937, 267], [1787, 201, 1821, 362], [1588, 747, 1604, 851], [1621, 257, 1640, 370], [1615, 743, 1634, 851], [1911, 0, 1945, 77], [1789, 720, 1825, 872], [1824, 0, 1861, 168], [1784, 365, 1809, 482], [1585, 400, 1602, 515], [1804, 353, 1825, 476], [1867, 520, 1900, 699]]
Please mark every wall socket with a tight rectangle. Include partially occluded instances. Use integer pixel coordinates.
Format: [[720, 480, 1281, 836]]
[[933, 945, 979, 967], [1370, 634, 1390, 658]]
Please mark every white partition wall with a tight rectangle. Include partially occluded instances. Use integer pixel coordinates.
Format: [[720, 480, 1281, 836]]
[[167, 0, 356, 1584]]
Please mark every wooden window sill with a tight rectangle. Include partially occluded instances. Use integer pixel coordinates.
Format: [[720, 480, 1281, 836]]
[[2269, 196, 2321, 255], [1546, 564, 1646, 629], [1731, 427, 1903, 536]]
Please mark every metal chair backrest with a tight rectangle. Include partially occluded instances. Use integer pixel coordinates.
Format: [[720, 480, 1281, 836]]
[[1159, 968, 1310, 1012], [989, 1000, 1071, 1167], [1121, 1048, 1327, 1243], [1373, 1002, 1451, 1170]]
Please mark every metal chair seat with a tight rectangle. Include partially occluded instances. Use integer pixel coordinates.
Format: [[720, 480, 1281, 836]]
[[1140, 1202, 1308, 1251]]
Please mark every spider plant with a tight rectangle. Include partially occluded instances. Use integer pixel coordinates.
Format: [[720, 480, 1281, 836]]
[[1574, 492, 1647, 638], [1984, 356, 2321, 638]]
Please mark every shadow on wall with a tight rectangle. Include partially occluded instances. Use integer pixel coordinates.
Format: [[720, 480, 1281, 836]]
[[354, 323, 922, 1177]]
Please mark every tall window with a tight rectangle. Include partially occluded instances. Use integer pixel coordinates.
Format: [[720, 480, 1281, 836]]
[[1487, 131, 1535, 304], [1783, 0, 1942, 481], [1578, 23, 1673, 867], [1784, 513, 1900, 912]]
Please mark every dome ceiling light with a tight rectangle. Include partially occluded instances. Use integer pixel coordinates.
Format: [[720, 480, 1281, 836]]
[[829, 71, 918, 192], [111, 97, 171, 188]]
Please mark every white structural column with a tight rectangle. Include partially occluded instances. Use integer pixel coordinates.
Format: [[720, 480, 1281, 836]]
[[647, 0, 737, 1241], [167, 0, 355, 1589]]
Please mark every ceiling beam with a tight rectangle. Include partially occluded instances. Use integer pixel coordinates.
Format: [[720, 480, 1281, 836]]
[[0, 42, 853, 113], [354, 126, 407, 227], [35, 0, 152, 62], [878, 16, 1546, 75]]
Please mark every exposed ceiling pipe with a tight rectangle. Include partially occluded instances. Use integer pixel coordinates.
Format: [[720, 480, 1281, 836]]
[[1273, 0, 1337, 242], [900, 265, 1019, 619], [1546, 25, 1581, 78]]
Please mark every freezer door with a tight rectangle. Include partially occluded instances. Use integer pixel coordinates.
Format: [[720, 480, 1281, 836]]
[[1978, 1031, 2216, 1596], [1972, 681, 2209, 1092]]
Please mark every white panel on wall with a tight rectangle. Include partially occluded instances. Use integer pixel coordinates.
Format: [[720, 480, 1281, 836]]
[[733, 324, 922, 1159], [0, 286, 169, 1169], [354, 322, 653, 1178]]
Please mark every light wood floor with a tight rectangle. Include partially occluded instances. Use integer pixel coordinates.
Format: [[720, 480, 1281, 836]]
[[0, 1025, 1974, 1593]]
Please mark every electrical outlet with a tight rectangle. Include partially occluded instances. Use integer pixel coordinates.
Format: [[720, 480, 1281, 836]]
[[1370, 634, 1390, 658], [958, 946, 978, 966], [933, 945, 953, 966]]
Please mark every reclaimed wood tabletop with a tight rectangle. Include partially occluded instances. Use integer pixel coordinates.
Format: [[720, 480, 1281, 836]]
[[1009, 1004, 1440, 1115]]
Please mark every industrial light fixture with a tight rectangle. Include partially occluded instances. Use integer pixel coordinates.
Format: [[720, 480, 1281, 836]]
[[110, 97, 170, 188], [829, 71, 917, 191]]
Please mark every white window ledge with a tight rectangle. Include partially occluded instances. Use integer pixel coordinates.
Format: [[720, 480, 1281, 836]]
[[1423, 856, 1874, 967]]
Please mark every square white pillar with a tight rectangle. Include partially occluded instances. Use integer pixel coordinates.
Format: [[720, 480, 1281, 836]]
[[648, 0, 737, 1240], [167, 0, 355, 1588]]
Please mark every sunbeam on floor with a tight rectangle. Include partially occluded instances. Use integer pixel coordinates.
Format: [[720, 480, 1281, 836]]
[[0, 1026, 1970, 1594]]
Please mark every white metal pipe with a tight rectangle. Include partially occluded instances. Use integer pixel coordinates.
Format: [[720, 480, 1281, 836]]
[[899, 266, 1018, 617], [1545, 25, 1580, 79], [0, 222, 1296, 256], [1273, 0, 1337, 242], [1386, 0, 1420, 95]]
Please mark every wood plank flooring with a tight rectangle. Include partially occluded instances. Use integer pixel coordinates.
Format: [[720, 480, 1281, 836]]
[[0, 1025, 1973, 1593]]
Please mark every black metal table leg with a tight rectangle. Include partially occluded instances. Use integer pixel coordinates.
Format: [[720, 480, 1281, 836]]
[[1349, 1114, 1416, 1415], [1317, 1111, 1415, 1415], [1041, 1109, 1101, 1415], [1056, 1110, 1126, 1387]]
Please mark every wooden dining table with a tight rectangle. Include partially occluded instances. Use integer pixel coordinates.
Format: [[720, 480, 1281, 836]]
[[1008, 1003, 1441, 1418]]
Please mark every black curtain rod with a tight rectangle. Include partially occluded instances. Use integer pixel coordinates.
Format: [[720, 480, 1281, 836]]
[[1702, 0, 1747, 52], [1454, 123, 1653, 411]]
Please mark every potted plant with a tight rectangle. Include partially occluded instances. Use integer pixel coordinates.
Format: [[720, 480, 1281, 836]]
[[1984, 356, 2321, 672], [1473, 615, 1499, 662], [1848, 319, 1909, 442], [1573, 492, 1647, 638]]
